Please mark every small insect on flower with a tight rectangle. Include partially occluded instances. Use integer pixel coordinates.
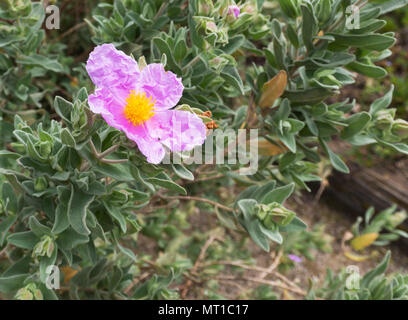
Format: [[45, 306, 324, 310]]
[[86, 44, 207, 164]]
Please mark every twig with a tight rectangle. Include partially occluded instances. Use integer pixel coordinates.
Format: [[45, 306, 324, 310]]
[[203, 258, 303, 294], [99, 158, 128, 164], [182, 55, 202, 73], [159, 194, 234, 212], [98, 144, 119, 159], [153, 3, 168, 21], [88, 140, 128, 165], [0, 245, 9, 259], [214, 275, 307, 296], [259, 250, 283, 279], [54, 22, 87, 42], [181, 233, 218, 298], [123, 272, 150, 296]]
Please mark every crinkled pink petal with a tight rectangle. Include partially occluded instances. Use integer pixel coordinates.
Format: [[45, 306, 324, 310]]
[[139, 63, 184, 110], [86, 43, 140, 90], [88, 87, 130, 133], [146, 110, 207, 153], [88, 94, 166, 164], [126, 124, 166, 164]]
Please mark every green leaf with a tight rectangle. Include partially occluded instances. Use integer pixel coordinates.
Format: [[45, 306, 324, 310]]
[[94, 163, 134, 182], [347, 61, 387, 79], [174, 39, 188, 62], [301, 3, 317, 51], [377, 139, 408, 155], [39, 244, 58, 282], [221, 65, 245, 95], [146, 177, 187, 195], [280, 216, 308, 232], [17, 54, 64, 73], [341, 112, 371, 139], [253, 181, 277, 202], [278, 0, 299, 19], [171, 164, 194, 181], [283, 87, 334, 104], [0, 150, 20, 162], [54, 96, 73, 124], [259, 224, 283, 244], [361, 251, 390, 288], [0, 215, 17, 246], [52, 186, 73, 234], [329, 33, 396, 51], [320, 138, 350, 173], [29, 216, 52, 237], [369, 86, 394, 116], [103, 201, 127, 233], [243, 218, 270, 251], [153, 37, 181, 74], [69, 185, 95, 235], [222, 35, 245, 54], [7, 231, 39, 249], [56, 228, 89, 250], [371, 0, 408, 15], [60, 128, 76, 148], [237, 199, 258, 220], [262, 183, 295, 204], [0, 274, 29, 293]]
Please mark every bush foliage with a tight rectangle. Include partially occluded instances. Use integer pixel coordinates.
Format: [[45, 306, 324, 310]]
[[1, 0, 408, 300]]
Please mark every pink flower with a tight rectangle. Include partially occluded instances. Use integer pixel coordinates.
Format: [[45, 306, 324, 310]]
[[228, 5, 240, 18], [288, 254, 302, 263], [86, 44, 206, 164]]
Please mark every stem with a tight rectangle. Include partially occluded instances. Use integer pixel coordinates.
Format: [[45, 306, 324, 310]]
[[182, 55, 201, 73], [153, 3, 168, 21], [88, 140, 127, 164], [98, 144, 119, 159], [99, 158, 128, 164], [159, 194, 234, 212]]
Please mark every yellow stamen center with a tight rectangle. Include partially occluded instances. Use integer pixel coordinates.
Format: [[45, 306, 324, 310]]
[[124, 91, 155, 126]]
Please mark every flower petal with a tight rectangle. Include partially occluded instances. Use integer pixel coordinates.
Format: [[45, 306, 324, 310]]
[[126, 125, 166, 164], [139, 63, 183, 110], [86, 43, 140, 90], [146, 110, 207, 152]]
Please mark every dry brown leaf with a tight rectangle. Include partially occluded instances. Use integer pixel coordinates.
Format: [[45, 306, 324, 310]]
[[254, 138, 288, 156], [61, 266, 79, 284], [351, 232, 379, 251], [343, 251, 372, 262], [259, 70, 287, 108]]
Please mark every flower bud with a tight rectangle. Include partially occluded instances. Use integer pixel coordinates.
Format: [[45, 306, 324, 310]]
[[228, 5, 240, 18], [375, 109, 395, 131], [39, 141, 52, 158], [387, 210, 407, 229], [391, 119, 408, 140], [10, 142, 26, 154], [33, 236, 55, 258], [1, 0, 32, 19], [15, 284, 43, 300], [242, 3, 256, 14], [206, 21, 217, 33], [255, 202, 296, 229], [197, 0, 214, 15], [34, 176, 48, 192], [209, 54, 232, 72], [15, 287, 33, 300]]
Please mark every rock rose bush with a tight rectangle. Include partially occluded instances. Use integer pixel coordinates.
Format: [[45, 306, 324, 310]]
[[1, 0, 408, 300]]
